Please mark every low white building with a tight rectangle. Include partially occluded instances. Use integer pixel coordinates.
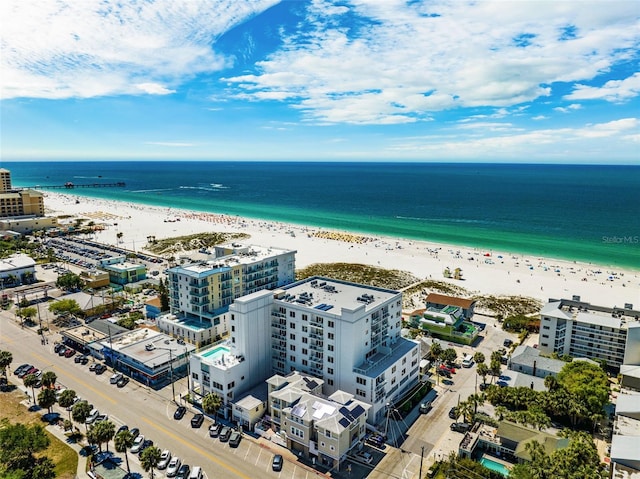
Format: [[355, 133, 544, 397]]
[[0, 254, 36, 287]]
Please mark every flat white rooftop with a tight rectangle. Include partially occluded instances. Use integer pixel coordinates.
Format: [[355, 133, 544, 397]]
[[171, 244, 294, 277], [276, 277, 399, 314]]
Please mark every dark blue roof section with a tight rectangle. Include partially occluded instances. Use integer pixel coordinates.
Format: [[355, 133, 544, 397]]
[[339, 417, 351, 428], [313, 304, 333, 311], [351, 405, 366, 418]]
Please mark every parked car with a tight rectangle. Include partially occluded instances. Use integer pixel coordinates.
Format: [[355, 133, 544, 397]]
[[503, 338, 513, 347], [448, 407, 459, 419], [479, 383, 489, 391], [157, 450, 172, 470], [419, 402, 432, 414], [94, 364, 107, 374], [219, 426, 231, 442], [209, 423, 222, 437], [64, 348, 76, 358], [175, 464, 190, 479], [89, 363, 98, 372], [228, 431, 242, 447], [130, 435, 145, 453], [129, 428, 140, 439], [190, 413, 204, 428], [366, 434, 386, 448], [85, 409, 100, 425], [116, 377, 129, 388], [14, 364, 32, 377], [137, 439, 153, 457], [450, 422, 471, 433], [174, 406, 186, 420], [355, 451, 373, 464], [57, 347, 69, 357], [117, 425, 129, 435], [166, 457, 182, 477], [54, 343, 66, 354], [272, 454, 283, 472], [110, 373, 123, 384], [79, 355, 89, 365], [95, 414, 108, 423]]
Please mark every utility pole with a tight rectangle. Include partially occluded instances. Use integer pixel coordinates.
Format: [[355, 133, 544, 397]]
[[419, 445, 425, 479]]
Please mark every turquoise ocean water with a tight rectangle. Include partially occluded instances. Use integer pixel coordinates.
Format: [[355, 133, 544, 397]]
[[3, 161, 639, 269]]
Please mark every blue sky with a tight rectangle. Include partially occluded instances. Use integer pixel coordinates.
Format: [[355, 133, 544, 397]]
[[1, 0, 639, 163]]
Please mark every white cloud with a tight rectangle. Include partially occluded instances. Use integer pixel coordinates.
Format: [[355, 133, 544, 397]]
[[136, 83, 175, 95], [554, 103, 582, 113], [144, 141, 195, 147], [565, 72, 640, 102], [0, 0, 278, 99], [387, 117, 639, 159], [224, 0, 639, 124]]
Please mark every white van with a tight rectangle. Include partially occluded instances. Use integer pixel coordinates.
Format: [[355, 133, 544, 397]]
[[461, 354, 474, 368], [188, 466, 203, 479]]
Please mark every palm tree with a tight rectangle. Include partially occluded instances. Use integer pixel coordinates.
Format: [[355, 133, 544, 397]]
[[98, 420, 116, 452], [58, 389, 77, 421], [476, 363, 489, 385], [41, 371, 57, 389], [0, 350, 12, 378], [202, 392, 223, 419], [457, 400, 474, 424], [468, 393, 484, 416], [140, 445, 162, 479], [544, 375, 560, 392], [72, 401, 93, 432], [473, 351, 485, 364], [37, 388, 57, 413], [429, 342, 442, 361], [23, 373, 40, 403], [86, 426, 100, 451], [114, 430, 134, 473]]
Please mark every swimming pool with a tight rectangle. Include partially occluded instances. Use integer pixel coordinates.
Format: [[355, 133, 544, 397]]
[[200, 345, 229, 360], [480, 457, 510, 477]]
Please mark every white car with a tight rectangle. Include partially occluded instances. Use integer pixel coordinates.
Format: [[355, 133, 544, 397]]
[[157, 449, 172, 470], [130, 435, 145, 453], [110, 373, 123, 384], [85, 409, 99, 425], [166, 457, 181, 478]]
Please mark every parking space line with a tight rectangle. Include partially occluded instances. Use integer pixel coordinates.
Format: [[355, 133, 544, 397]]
[[243, 444, 251, 460]]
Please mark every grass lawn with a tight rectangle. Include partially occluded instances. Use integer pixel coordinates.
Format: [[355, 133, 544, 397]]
[[0, 383, 78, 479]]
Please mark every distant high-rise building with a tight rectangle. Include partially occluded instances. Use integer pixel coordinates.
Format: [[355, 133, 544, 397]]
[[0, 169, 45, 218]]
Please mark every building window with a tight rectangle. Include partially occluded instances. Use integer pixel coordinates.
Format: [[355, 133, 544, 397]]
[[302, 359, 308, 366], [290, 426, 304, 438], [325, 430, 332, 438], [328, 320, 334, 328], [328, 368, 334, 375], [290, 355, 296, 362], [290, 333, 296, 340], [290, 311, 296, 318], [356, 377, 367, 385], [302, 337, 308, 344], [290, 345, 296, 351], [327, 379, 334, 386], [302, 314, 308, 321], [328, 333, 334, 340], [328, 356, 334, 363], [302, 348, 308, 355], [327, 344, 334, 351], [356, 389, 366, 397], [290, 322, 296, 328]]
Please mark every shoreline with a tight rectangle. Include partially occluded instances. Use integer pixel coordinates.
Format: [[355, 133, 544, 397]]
[[43, 191, 639, 308]]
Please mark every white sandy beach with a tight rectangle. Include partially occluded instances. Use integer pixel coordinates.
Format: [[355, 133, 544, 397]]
[[44, 192, 639, 309]]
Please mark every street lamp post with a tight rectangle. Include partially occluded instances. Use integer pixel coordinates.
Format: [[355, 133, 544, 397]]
[[155, 346, 176, 403]]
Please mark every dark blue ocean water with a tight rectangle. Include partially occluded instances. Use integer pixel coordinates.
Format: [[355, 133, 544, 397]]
[[3, 161, 639, 269]]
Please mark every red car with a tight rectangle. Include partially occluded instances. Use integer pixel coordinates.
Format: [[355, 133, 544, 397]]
[[439, 364, 456, 374], [64, 348, 76, 358]]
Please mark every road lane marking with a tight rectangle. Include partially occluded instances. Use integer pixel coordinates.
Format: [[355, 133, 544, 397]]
[[29, 351, 116, 405], [141, 417, 252, 479]]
